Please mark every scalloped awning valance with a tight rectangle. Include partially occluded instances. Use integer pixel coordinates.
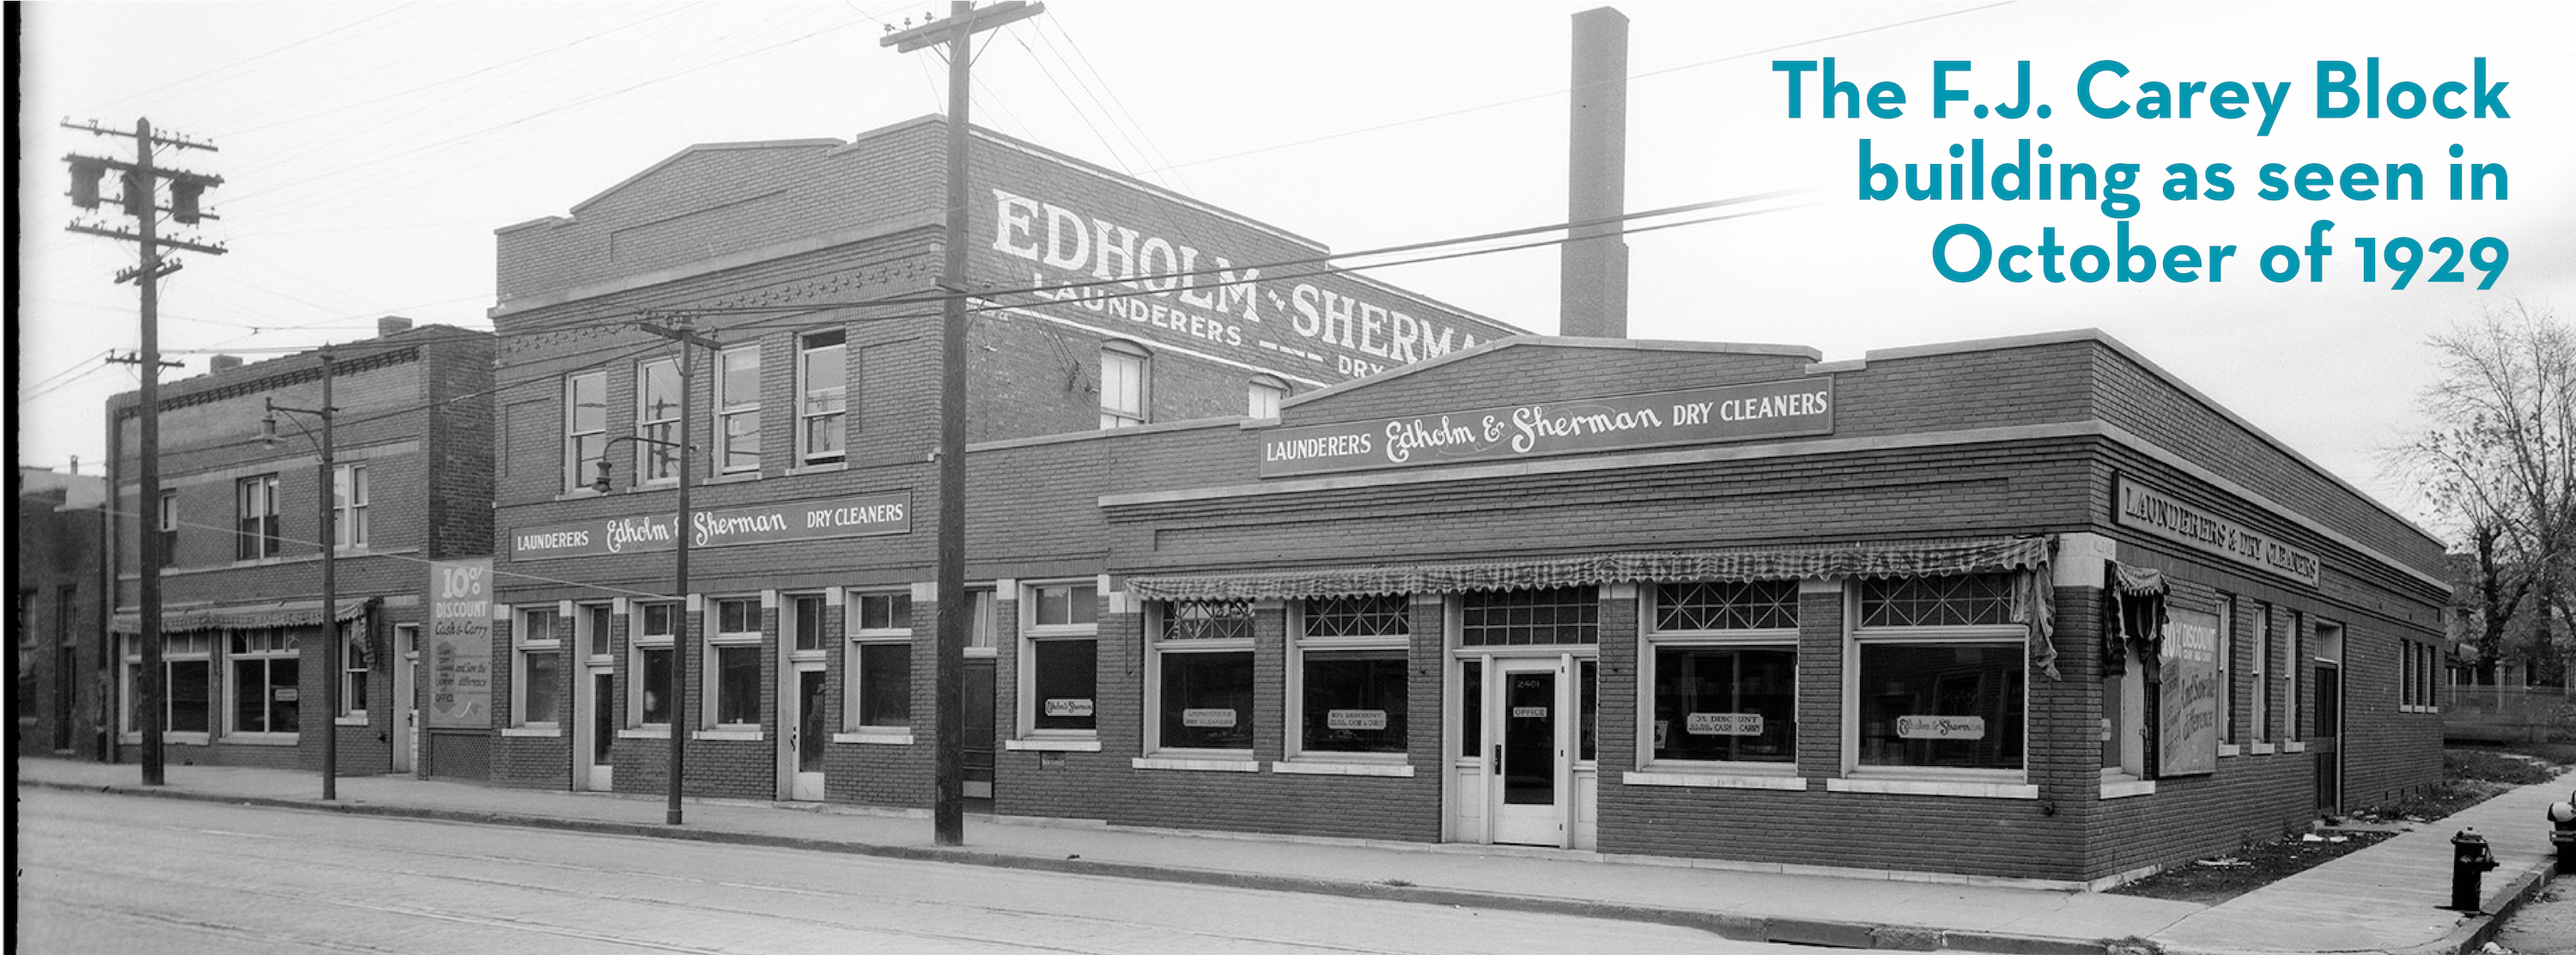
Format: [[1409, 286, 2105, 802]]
[[113, 597, 374, 635]]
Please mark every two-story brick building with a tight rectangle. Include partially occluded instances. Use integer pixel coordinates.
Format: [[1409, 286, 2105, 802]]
[[478, 118, 2447, 885], [106, 319, 495, 778], [16, 466, 108, 759]]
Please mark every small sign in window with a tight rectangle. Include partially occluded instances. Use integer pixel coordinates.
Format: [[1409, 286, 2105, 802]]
[[275, 688, 300, 703], [1895, 715, 1985, 740], [1510, 706, 1548, 719], [1181, 708, 1237, 728], [1686, 712, 1764, 736], [1327, 709, 1388, 731], [1043, 698, 1094, 718]]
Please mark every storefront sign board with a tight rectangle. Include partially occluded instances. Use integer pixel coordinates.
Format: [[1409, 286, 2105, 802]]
[[427, 558, 493, 728], [1259, 377, 1833, 477], [510, 492, 909, 562], [2116, 478, 2320, 587], [2160, 607, 2221, 776]]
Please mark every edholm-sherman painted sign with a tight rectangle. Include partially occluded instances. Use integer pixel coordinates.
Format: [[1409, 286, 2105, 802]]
[[2115, 477, 2320, 587], [1259, 378, 1833, 478], [511, 492, 908, 562], [427, 558, 492, 728]]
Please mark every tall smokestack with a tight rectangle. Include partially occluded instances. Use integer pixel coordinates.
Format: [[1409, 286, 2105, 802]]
[[1562, 6, 1629, 339]]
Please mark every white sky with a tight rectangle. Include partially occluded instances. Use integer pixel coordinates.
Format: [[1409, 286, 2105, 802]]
[[15, 2, 2576, 543]]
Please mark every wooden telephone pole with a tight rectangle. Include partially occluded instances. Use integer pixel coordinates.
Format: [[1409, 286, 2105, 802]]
[[64, 118, 225, 787], [880, 0, 1046, 848]]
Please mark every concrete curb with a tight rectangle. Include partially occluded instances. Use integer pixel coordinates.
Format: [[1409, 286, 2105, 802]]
[[27, 778, 2125, 955]]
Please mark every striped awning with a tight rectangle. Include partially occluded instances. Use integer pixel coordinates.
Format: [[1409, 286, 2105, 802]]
[[112, 597, 374, 635], [1125, 537, 2050, 600]]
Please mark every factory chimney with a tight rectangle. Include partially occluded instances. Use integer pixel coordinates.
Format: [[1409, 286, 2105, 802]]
[[1561, 6, 1630, 339]]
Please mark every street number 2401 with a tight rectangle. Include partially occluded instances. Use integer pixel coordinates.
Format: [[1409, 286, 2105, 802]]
[[2354, 236, 2509, 290]]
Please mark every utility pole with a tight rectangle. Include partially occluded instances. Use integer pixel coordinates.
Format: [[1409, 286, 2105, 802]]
[[882, 0, 1045, 848], [65, 118, 225, 787], [634, 317, 720, 826], [261, 354, 337, 800]]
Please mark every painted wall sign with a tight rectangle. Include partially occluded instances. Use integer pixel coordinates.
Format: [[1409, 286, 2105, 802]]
[[2116, 478, 2321, 587], [1327, 709, 1388, 731], [1043, 698, 1095, 718], [427, 558, 493, 728], [1894, 715, 1986, 740], [2160, 607, 2221, 776], [987, 187, 1516, 382], [510, 492, 909, 562], [1181, 708, 1238, 728], [1259, 377, 1834, 477], [1686, 712, 1765, 736]]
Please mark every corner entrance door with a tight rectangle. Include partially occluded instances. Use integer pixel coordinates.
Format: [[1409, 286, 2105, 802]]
[[1489, 659, 1569, 847], [580, 669, 615, 791], [2313, 662, 2342, 813], [392, 625, 417, 775], [787, 664, 826, 801]]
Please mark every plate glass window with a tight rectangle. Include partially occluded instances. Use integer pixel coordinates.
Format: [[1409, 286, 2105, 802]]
[[516, 607, 562, 726], [708, 598, 762, 727], [633, 603, 677, 726], [797, 331, 847, 465], [1649, 581, 1796, 764], [229, 629, 300, 735], [716, 346, 762, 473], [127, 631, 213, 735], [564, 371, 607, 492], [1024, 582, 1098, 734], [848, 591, 912, 729], [340, 623, 368, 718], [1296, 594, 1409, 756], [1852, 574, 2025, 771], [1152, 600, 1254, 751]]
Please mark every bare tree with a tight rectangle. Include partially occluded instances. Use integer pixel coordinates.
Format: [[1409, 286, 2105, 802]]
[[2392, 301, 2576, 684]]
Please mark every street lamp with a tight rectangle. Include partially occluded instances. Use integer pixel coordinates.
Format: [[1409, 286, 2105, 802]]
[[591, 316, 717, 826], [259, 350, 339, 801]]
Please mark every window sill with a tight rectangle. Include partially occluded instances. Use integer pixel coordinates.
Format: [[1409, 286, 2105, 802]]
[[222, 733, 301, 747], [1134, 756, 1261, 773], [1273, 759, 1414, 777], [832, 732, 914, 745], [620, 727, 671, 739], [706, 471, 762, 485], [785, 461, 847, 476], [696, 727, 764, 741], [2099, 777, 2157, 800], [1826, 776, 2038, 800], [965, 646, 999, 659], [336, 715, 369, 727], [2249, 742, 2277, 755], [1623, 768, 1807, 791], [500, 727, 561, 738], [123, 732, 210, 745], [551, 489, 607, 502], [2283, 741, 2308, 753], [1005, 738, 1101, 752], [2219, 743, 2241, 757]]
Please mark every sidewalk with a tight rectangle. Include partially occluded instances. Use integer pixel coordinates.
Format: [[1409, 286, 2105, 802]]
[[14, 757, 2564, 955]]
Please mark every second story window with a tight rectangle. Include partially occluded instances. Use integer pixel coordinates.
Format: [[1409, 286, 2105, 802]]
[[716, 345, 762, 473], [234, 474, 280, 561], [1248, 375, 1287, 419], [565, 371, 607, 492], [637, 358, 681, 483], [798, 331, 847, 465], [334, 464, 369, 550], [1100, 342, 1148, 429], [157, 490, 179, 568]]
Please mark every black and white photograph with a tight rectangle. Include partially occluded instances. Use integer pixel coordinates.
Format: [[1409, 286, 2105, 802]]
[[15, 3, 2576, 952]]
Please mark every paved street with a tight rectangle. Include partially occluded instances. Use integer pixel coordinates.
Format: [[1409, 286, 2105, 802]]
[[16, 788, 1803, 954]]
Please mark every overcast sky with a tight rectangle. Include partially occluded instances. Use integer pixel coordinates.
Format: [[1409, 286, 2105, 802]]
[[16, 2, 2575, 542]]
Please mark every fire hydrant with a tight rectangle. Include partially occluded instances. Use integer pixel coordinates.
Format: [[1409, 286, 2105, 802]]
[[2549, 797, 2576, 876], [2451, 827, 2499, 912]]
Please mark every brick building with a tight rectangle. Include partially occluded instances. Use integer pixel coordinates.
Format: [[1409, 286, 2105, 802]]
[[105, 319, 495, 778], [15, 466, 107, 758], [481, 119, 2446, 885]]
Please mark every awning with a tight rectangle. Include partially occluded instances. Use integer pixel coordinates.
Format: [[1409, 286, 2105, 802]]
[[1126, 537, 2050, 601], [112, 597, 374, 636], [1127, 536, 2060, 679], [2102, 561, 2169, 677]]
